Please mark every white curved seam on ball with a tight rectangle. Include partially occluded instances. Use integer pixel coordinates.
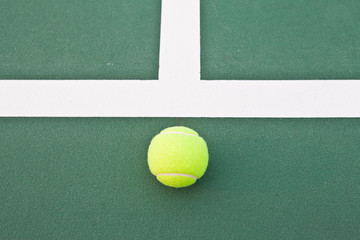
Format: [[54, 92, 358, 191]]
[[161, 132, 198, 137], [156, 173, 198, 180]]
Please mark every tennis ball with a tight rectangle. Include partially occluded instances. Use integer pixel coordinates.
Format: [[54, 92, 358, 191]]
[[148, 126, 209, 188]]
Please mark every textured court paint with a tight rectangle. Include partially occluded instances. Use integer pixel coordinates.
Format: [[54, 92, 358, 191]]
[[1, 118, 360, 239], [0, 0, 161, 79], [1, 0, 359, 80], [201, 0, 360, 80], [1, 0, 360, 117]]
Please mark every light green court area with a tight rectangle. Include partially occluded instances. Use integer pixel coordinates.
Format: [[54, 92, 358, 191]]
[[1, 0, 359, 80], [201, 0, 360, 80], [0, 0, 161, 79]]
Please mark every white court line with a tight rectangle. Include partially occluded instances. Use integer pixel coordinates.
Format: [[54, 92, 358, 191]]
[[158, 0, 200, 83], [0, 0, 359, 117]]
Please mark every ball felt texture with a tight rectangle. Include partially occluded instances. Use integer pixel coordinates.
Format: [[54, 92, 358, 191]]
[[148, 126, 209, 188]]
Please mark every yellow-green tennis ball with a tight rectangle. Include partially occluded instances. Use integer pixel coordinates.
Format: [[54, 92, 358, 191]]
[[148, 126, 209, 188]]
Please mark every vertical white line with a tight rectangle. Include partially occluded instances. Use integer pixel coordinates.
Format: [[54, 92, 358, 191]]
[[158, 0, 201, 84]]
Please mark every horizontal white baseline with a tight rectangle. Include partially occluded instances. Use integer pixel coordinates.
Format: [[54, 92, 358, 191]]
[[0, 80, 359, 117]]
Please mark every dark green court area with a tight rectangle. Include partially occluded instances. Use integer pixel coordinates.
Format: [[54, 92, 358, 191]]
[[1, 118, 359, 239]]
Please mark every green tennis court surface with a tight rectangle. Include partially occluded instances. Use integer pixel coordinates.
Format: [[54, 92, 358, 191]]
[[1, 0, 360, 239], [201, 0, 360, 80], [1, 0, 359, 80], [1, 118, 360, 239], [0, 0, 161, 80]]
